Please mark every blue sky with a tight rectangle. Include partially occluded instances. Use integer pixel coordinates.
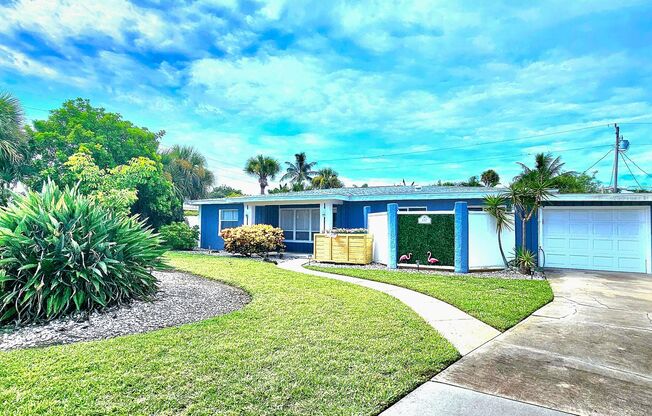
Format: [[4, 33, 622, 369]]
[[1, 0, 651, 194]]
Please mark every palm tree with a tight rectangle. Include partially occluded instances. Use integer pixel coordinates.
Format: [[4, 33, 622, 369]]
[[0, 92, 23, 165], [312, 168, 344, 189], [483, 195, 513, 268], [244, 155, 280, 194], [503, 176, 552, 251], [0, 92, 26, 205], [481, 169, 500, 187], [281, 152, 317, 186], [160, 145, 215, 200], [515, 153, 566, 182]]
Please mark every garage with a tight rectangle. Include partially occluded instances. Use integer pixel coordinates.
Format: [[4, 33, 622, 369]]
[[539, 206, 651, 273]]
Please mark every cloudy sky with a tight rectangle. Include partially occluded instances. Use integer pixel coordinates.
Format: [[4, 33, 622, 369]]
[[1, 0, 651, 193]]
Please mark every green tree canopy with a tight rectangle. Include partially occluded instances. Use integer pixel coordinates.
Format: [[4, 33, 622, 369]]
[[312, 168, 344, 189], [281, 152, 317, 186], [481, 169, 500, 187], [0, 92, 27, 205], [244, 155, 281, 195], [25, 98, 161, 188], [64, 152, 183, 227], [160, 144, 215, 200], [208, 185, 244, 198]]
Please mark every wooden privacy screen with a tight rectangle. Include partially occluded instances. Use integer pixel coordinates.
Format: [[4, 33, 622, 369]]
[[313, 234, 373, 265]]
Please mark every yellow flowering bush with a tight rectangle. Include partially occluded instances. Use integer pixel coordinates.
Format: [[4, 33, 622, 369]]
[[221, 224, 285, 257]]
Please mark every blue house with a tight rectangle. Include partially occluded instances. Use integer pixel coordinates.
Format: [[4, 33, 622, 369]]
[[193, 186, 652, 274]]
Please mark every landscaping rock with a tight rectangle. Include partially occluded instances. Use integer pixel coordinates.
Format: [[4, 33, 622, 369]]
[[0, 271, 250, 351], [308, 261, 546, 280]]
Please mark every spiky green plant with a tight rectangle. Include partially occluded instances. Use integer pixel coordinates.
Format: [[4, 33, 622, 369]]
[[0, 181, 165, 325]]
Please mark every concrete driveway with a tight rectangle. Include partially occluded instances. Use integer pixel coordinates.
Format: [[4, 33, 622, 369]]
[[433, 270, 652, 415]]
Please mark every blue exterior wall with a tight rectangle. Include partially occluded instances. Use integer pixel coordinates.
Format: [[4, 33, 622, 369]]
[[200, 199, 651, 259], [200, 203, 244, 250]]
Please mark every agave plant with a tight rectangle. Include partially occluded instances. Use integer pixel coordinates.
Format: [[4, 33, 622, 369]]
[[0, 181, 165, 325]]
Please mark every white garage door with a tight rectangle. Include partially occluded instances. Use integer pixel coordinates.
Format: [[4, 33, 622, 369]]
[[540, 207, 651, 273]]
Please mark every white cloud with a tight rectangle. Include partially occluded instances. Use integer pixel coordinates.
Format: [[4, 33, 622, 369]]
[[0, 45, 58, 78], [0, 1, 153, 44]]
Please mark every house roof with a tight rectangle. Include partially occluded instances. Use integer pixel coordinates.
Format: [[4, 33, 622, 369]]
[[191, 185, 506, 205], [191, 185, 652, 206]]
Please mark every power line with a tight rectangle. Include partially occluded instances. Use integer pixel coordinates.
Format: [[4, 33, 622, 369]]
[[342, 144, 613, 173], [621, 152, 651, 176], [619, 153, 644, 190], [316, 124, 609, 163], [582, 148, 613, 174]]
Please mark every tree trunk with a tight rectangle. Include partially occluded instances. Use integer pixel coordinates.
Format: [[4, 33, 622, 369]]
[[497, 233, 509, 269], [521, 218, 527, 250], [259, 184, 265, 195]]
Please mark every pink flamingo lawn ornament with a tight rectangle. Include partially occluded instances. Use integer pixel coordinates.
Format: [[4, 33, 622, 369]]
[[427, 251, 439, 265], [399, 253, 412, 263]]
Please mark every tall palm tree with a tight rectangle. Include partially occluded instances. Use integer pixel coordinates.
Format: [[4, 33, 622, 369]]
[[483, 195, 513, 268], [160, 145, 215, 200], [515, 153, 566, 182], [281, 152, 317, 186], [312, 168, 344, 189], [244, 155, 280, 194], [0, 92, 26, 205], [0, 92, 23, 166]]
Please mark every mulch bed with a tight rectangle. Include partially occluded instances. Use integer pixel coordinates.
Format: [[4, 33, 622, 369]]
[[1, 270, 250, 351]]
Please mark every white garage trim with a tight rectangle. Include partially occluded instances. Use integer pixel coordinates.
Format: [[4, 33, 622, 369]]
[[538, 206, 651, 274]]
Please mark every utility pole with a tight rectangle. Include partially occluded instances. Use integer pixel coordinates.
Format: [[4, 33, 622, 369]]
[[613, 123, 620, 193]]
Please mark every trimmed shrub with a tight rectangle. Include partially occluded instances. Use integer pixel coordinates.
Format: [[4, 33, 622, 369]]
[[221, 224, 285, 257], [397, 214, 455, 266], [160, 221, 199, 250], [0, 182, 165, 325]]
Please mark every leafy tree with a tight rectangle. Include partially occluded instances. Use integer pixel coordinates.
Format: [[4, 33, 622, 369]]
[[483, 195, 513, 268], [481, 169, 500, 187], [25, 98, 161, 189], [268, 183, 291, 194], [208, 185, 244, 198], [281, 152, 317, 186], [550, 172, 600, 193], [0, 92, 27, 205], [160, 145, 215, 200], [244, 155, 281, 194], [64, 152, 183, 227], [312, 168, 344, 189], [461, 175, 483, 187]]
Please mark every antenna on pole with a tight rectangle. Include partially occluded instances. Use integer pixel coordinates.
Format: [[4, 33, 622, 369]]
[[613, 123, 621, 193]]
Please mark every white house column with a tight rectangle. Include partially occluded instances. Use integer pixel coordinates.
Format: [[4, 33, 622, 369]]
[[320, 202, 333, 232], [243, 204, 256, 226], [197, 205, 202, 248]]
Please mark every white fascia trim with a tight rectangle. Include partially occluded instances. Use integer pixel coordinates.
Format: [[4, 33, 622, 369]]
[[191, 189, 505, 205], [547, 193, 652, 202]]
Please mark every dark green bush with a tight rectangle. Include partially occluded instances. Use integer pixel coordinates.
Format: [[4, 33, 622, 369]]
[[159, 221, 199, 250], [397, 214, 455, 266], [0, 182, 165, 325]]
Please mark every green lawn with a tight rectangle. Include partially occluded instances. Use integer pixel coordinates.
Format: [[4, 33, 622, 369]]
[[0, 253, 458, 415], [307, 266, 553, 331]]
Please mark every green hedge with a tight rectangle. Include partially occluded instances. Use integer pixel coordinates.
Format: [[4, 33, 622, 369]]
[[397, 214, 455, 266]]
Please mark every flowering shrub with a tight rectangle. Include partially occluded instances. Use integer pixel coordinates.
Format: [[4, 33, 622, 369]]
[[329, 228, 368, 234], [221, 224, 285, 257]]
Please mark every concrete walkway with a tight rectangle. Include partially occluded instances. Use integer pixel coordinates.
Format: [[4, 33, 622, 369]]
[[278, 259, 499, 355]]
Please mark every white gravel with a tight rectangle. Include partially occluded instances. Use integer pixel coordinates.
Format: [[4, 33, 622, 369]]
[[0, 270, 250, 351], [307, 261, 546, 280]]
